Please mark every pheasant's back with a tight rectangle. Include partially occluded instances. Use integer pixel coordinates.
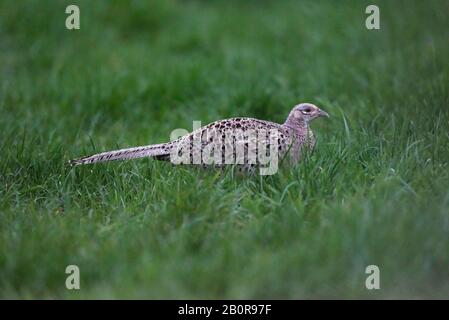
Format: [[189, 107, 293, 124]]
[[165, 117, 312, 168]]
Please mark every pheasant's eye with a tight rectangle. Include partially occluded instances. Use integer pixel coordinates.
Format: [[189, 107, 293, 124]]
[[302, 107, 312, 113]]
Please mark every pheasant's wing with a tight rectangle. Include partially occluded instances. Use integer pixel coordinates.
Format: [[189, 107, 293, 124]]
[[169, 118, 289, 166]]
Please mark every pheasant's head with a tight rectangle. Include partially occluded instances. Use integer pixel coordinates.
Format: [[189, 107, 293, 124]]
[[285, 103, 329, 127]]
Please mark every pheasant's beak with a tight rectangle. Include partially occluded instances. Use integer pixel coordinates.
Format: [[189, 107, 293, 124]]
[[318, 109, 330, 118]]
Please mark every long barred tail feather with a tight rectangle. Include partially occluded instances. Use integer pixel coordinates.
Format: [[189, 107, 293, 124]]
[[70, 143, 170, 166]]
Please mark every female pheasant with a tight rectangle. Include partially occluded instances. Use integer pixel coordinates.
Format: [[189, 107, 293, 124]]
[[70, 103, 329, 174]]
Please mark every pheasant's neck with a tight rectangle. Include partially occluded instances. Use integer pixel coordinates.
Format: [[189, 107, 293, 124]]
[[283, 118, 309, 135]]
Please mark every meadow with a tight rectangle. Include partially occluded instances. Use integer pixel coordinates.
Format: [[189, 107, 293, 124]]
[[0, 0, 448, 298]]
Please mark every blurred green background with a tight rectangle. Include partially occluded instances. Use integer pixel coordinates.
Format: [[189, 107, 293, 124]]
[[0, 0, 448, 298]]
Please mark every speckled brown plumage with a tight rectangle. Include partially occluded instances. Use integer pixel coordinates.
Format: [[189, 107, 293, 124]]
[[70, 103, 329, 172]]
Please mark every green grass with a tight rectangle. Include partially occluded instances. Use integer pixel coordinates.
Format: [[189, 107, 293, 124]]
[[0, 0, 448, 299]]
